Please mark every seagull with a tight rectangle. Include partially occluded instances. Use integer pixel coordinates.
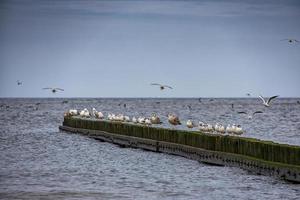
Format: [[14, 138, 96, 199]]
[[259, 95, 279, 107], [280, 39, 299, 43], [186, 120, 195, 129], [237, 111, 263, 119], [43, 87, 64, 93], [246, 93, 251, 97], [150, 113, 162, 124], [17, 80, 22, 85], [167, 114, 181, 127], [151, 83, 173, 90]]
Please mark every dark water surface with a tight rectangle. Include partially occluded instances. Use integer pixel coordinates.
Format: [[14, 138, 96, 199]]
[[0, 98, 300, 200]]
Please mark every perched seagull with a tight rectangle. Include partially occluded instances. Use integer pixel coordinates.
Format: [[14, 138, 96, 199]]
[[214, 123, 225, 134], [151, 83, 173, 90], [17, 80, 22, 85], [186, 120, 195, 129], [167, 114, 181, 127], [43, 87, 64, 93], [132, 117, 138, 123], [232, 125, 244, 135], [280, 38, 299, 43], [150, 113, 162, 124], [145, 118, 152, 126], [259, 95, 279, 107], [237, 111, 263, 119]]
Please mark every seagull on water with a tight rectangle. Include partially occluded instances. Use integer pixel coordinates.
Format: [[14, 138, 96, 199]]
[[151, 83, 173, 90], [280, 38, 299, 44], [259, 95, 279, 107], [237, 111, 263, 119], [43, 87, 64, 93]]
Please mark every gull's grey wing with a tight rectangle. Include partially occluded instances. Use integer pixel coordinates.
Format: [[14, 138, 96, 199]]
[[163, 85, 173, 89], [55, 88, 64, 91], [237, 111, 247, 114], [253, 111, 263, 115], [267, 95, 279, 104], [151, 83, 161, 86], [42, 87, 52, 90]]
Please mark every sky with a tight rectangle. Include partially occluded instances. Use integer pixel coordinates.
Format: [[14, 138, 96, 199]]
[[0, 0, 300, 98]]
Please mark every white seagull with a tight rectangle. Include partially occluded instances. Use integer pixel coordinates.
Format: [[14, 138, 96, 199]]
[[43, 87, 64, 93], [259, 95, 279, 107], [151, 83, 173, 90]]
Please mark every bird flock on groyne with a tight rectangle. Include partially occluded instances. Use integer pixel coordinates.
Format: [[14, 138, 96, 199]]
[[66, 107, 246, 135], [64, 93, 280, 136]]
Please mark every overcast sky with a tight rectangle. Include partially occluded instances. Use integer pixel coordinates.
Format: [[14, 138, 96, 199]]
[[0, 0, 300, 98]]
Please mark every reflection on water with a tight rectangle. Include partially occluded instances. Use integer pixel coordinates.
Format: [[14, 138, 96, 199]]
[[0, 98, 300, 200]]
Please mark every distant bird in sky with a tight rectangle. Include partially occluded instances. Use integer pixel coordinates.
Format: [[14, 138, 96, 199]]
[[246, 93, 251, 97], [238, 111, 263, 119], [281, 38, 299, 43], [259, 95, 279, 107], [17, 80, 22, 85], [151, 83, 173, 90], [43, 87, 64, 93]]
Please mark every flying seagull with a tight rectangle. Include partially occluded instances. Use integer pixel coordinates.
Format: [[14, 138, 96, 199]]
[[238, 111, 263, 119], [259, 95, 279, 107], [17, 80, 22, 85], [43, 87, 64, 93], [246, 93, 251, 97], [280, 39, 299, 43], [151, 83, 173, 90]]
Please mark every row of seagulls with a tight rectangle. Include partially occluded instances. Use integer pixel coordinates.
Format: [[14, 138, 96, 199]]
[[66, 109, 245, 135]]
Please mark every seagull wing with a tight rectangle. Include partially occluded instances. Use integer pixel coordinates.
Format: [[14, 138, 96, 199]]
[[43, 87, 52, 90], [151, 83, 162, 86], [237, 111, 247, 115], [163, 85, 173, 89], [295, 40, 299, 42], [280, 39, 289, 41], [55, 88, 64, 91], [258, 95, 266, 104], [253, 111, 263, 115], [267, 95, 279, 104]]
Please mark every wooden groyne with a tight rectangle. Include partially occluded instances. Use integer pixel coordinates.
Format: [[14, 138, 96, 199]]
[[60, 116, 300, 183]]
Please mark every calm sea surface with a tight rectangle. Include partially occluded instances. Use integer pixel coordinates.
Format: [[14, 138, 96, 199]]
[[0, 98, 300, 200]]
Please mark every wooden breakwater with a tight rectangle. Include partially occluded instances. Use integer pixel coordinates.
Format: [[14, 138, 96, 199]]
[[60, 116, 300, 183]]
